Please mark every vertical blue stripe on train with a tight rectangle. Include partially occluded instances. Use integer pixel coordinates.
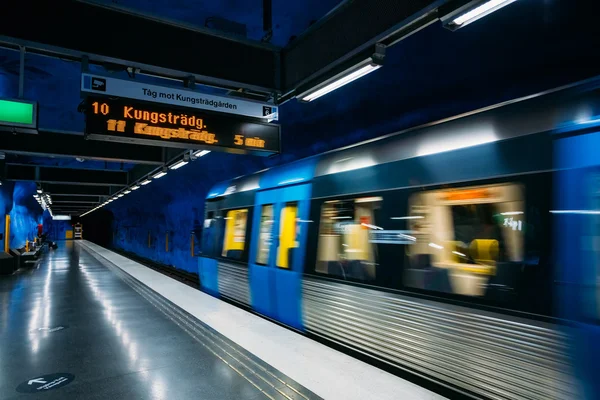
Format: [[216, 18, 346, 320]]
[[554, 129, 600, 400], [248, 159, 316, 330]]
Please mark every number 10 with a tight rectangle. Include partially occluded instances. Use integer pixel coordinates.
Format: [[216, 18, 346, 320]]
[[92, 102, 109, 115]]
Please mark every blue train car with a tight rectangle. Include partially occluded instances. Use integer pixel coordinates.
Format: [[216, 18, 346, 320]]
[[553, 119, 600, 400], [198, 77, 600, 399]]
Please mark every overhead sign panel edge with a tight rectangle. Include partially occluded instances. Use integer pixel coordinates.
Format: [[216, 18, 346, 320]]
[[80, 73, 278, 121]]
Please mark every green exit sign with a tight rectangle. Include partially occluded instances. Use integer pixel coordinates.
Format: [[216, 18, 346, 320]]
[[0, 98, 37, 129]]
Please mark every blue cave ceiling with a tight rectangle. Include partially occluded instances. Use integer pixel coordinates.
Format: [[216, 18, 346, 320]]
[[0, 0, 599, 176]]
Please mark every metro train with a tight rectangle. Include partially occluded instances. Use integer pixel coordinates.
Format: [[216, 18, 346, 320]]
[[198, 78, 600, 399]]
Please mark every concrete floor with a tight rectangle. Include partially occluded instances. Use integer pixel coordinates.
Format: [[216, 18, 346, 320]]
[[0, 242, 317, 400]]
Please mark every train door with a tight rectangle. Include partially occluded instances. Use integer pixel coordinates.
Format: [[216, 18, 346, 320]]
[[249, 184, 311, 329], [198, 198, 223, 296]]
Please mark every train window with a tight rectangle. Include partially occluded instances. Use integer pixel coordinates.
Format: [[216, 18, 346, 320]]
[[256, 205, 274, 265], [201, 211, 224, 258], [404, 183, 525, 297], [315, 197, 381, 281], [221, 209, 248, 260], [276, 202, 299, 269]]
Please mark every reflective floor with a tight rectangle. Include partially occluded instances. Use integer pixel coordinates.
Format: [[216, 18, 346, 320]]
[[0, 242, 301, 400]]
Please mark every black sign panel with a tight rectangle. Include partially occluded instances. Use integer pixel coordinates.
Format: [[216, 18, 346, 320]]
[[84, 97, 280, 156]]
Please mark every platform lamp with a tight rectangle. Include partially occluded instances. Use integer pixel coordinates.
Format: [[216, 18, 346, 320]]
[[440, 0, 519, 31], [296, 44, 386, 103]]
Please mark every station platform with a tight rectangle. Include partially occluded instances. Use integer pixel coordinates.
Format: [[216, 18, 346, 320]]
[[0, 241, 445, 400]]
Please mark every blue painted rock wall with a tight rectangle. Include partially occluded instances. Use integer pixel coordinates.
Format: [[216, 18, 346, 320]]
[[42, 218, 76, 241], [0, 182, 43, 250]]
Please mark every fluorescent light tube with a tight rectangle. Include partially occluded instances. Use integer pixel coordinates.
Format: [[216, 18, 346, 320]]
[[169, 159, 188, 170], [193, 150, 211, 157], [301, 64, 381, 102], [117, 194, 124, 197], [152, 170, 167, 179], [141, 179, 152, 185], [37, 189, 42, 194], [131, 185, 140, 190], [451, 0, 518, 28], [124, 190, 131, 194]]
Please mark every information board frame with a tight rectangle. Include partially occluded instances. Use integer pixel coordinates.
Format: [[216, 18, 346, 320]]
[[83, 96, 281, 156]]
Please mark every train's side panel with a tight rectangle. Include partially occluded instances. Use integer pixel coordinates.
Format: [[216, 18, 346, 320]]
[[302, 277, 576, 399], [311, 133, 553, 199], [554, 130, 600, 400], [301, 133, 582, 399]]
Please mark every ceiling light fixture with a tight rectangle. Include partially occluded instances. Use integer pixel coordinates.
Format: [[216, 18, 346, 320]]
[[442, 0, 518, 30], [131, 185, 140, 190], [300, 64, 380, 102], [169, 159, 188, 170], [297, 45, 385, 102], [124, 190, 131, 194], [152, 167, 168, 179], [193, 150, 211, 158], [141, 179, 152, 185]]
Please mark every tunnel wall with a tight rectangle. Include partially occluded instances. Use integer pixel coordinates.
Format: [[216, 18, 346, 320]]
[[109, 152, 267, 272], [0, 181, 43, 250], [42, 218, 73, 241]]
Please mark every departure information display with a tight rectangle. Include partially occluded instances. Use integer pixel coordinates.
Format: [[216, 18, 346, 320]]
[[84, 97, 280, 155]]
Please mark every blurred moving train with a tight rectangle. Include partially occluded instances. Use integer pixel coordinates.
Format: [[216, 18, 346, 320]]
[[198, 77, 600, 399]]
